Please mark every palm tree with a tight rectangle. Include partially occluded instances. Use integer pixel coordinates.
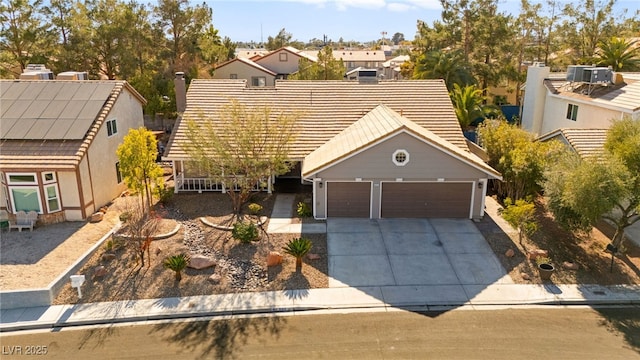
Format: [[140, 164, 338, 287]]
[[163, 253, 190, 281], [596, 37, 639, 72], [449, 83, 491, 129], [282, 237, 312, 270], [413, 49, 474, 91]]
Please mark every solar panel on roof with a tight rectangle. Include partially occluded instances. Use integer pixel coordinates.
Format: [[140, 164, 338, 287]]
[[65, 118, 92, 139], [5, 119, 36, 138], [43, 119, 75, 139], [22, 100, 49, 118], [0, 118, 18, 138], [3, 100, 31, 118], [37, 82, 65, 100], [53, 82, 82, 100], [24, 118, 56, 139], [40, 100, 67, 118], [90, 84, 115, 100], [1, 82, 26, 100]]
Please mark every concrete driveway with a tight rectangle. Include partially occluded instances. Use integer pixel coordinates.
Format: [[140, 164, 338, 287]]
[[327, 218, 513, 288]]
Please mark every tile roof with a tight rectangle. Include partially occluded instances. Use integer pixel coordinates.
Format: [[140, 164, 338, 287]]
[[214, 57, 278, 76], [301, 49, 386, 62], [0, 80, 145, 170], [164, 79, 469, 161], [538, 128, 608, 159], [255, 46, 317, 63], [544, 73, 640, 112], [301, 105, 501, 179]]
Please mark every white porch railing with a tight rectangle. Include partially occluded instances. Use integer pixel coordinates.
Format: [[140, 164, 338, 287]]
[[175, 177, 267, 192]]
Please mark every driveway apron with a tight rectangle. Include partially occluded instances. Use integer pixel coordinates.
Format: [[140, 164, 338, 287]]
[[327, 218, 512, 288]]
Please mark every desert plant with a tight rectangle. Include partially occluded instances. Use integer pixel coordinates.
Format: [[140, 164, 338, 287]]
[[157, 186, 174, 205], [499, 197, 537, 250], [163, 253, 190, 281], [119, 211, 131, 222], [248, 203, 263, 215], [232, 221, 259, 243], [296, 202, 312, 218], [535, 256, 552, 266], [104, 236, 124, 251], [283, 237, 313, 269]]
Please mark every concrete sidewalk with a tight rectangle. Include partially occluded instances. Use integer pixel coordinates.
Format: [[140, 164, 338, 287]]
[[2, 283, 639, 332]]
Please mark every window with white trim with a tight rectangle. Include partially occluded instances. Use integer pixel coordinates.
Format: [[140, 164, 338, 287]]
[[44, 184, 60, 212], [8, 173, 37, 185], [392, 149, 410, 166], [566, 104, 578, 121], [106, 119, 118, 136], [9, 187, 42, 213]]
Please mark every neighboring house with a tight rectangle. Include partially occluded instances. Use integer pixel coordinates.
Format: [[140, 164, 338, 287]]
[[302, 49, 386, 72], [0, 79, 146, 223], [381, 55, 409, 80], [521, 64, 640, 136], [213, 57, 277, 86], [235, 48, 270, 59], [163, 80, 501, 220], [253, 46, 317, 79], [538, 128, 608, 159]]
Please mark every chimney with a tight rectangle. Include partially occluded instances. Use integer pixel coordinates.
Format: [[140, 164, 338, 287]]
[[174, 72, 186, 113]]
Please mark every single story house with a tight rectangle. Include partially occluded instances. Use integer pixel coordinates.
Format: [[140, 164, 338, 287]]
[[0, 79, 146, 223], [164, 79, 501, 220], [213, 57, 277, 87]]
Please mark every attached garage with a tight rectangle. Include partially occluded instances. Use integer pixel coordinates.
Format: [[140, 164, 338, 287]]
[[326, 182, 371, 217], [381, 182, 472, 218]]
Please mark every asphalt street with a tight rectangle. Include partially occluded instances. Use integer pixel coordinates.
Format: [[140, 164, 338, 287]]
[[1, 306, 639, 359]]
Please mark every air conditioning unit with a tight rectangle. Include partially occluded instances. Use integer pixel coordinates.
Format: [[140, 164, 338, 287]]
[[582, 67, 612, 84], [56, 71, 89, 80], [566, 65, 592, 82]]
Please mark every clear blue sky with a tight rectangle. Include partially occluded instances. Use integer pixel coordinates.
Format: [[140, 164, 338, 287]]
[[206, 0, 639, 44]]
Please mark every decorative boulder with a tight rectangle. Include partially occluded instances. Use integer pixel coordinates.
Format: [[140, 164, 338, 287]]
[[505, 249, 515, 258], [102, 253, 116, 261], [208, 274, 222, 284], [521, 272, 531, 281], [307, 253, 321, 260], [266, 251, 283, 267], [94, 265, 107, 279], [90, 212, 104, 223], [563, 261, 579, 270], [527, 249, 549, 261], [188, 254, 216, 270]]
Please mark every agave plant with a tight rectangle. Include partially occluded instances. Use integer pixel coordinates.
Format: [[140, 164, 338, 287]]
[[283, 237, 312, 270], [163, 253, 190, 281]]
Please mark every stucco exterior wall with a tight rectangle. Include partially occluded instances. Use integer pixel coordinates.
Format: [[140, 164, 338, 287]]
[[213, 62, 276, 86], [309, 132, 488, 219], [540, 95, 628, 135], [85, 89, 143, 215], [255, 50, 302, 75], [521, 66, 550, 134]]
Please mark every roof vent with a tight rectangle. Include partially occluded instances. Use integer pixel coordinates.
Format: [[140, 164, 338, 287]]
[[56, 71, 88, 80], [20, 64, 54, 80]]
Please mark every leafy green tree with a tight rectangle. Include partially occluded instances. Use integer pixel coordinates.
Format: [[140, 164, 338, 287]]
[[596, 37, 639, 71], [412, 50, 474, 90], [391, 32, 405, 45], [183, 101, 299, 214], [449, 83, 491, 129], [499, 197, 537, 249], [478, 119, 565, 201], [543, 118, 640, 249], [290, 46, 345, 80], [0, 0, 52, 75], [116, 127, 164, 214], [266, 28, 292, 50]]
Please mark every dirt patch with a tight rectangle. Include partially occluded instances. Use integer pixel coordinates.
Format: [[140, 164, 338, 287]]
[[481, 196, 640, 285], [53, 192, 327, 305]]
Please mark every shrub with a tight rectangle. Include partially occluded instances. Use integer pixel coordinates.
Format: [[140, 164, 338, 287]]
[[163, 253, 190, 281], [158, 186, 174, 205], [535, 256, 552, 266], [248, 203, 263, 215], [232, 221, 259, 243], [119, 211, 131, 223], [104, 236, 124, 251], [283, 237, 313, 269], [296, 202, 312, 218]]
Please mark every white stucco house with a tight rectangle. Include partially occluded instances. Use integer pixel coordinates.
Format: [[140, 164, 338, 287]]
[[521, 64, 640, 136], [0, 79, 146, 223], [163, 79, 501, 220]]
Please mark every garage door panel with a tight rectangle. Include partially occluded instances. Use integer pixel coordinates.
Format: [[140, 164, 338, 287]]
[[327, 182, 371, 217], [381, 182, 471, 218]]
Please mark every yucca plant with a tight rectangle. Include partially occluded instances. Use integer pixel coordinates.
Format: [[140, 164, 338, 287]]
[[163, 253, 190, 281], [283, 237, 312, 270]]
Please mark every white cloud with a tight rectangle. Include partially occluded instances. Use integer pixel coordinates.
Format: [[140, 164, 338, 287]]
[[387, 2, 413, 12]]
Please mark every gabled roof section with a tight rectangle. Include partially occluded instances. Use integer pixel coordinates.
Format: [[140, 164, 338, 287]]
[[544, 73, 640, 113], [538, 128, 608, 159], [255, 46, 317, 63], [0, 80, 145, 170], [163, 80, 469, 161], [215, 57, 277, 76], [301, 105, 501, 179]]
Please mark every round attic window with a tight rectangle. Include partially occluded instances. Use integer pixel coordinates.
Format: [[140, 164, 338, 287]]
[[392, 149, 409, 166]]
